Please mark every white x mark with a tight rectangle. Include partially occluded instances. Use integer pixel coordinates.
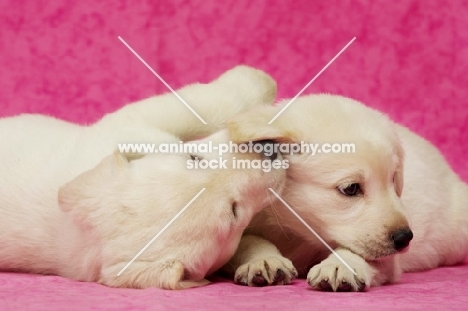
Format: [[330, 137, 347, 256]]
[[118, 36, 207, 124], [117, 188, 206, 276], [268, 188, 356, 275], [268, 37, 356, 124]]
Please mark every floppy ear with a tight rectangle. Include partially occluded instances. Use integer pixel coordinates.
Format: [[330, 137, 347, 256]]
[[394, 147, 405, 197], [227, 105, 303, 144], [394, 169, 404, 197], [58, 151, 131, 223]]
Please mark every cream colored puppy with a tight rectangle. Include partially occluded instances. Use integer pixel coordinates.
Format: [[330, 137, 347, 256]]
[[0, 66, 285, 289], [224, 94, 468, 291]]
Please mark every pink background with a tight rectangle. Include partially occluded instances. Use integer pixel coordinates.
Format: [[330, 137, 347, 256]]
[[1, 0, 467, 310]]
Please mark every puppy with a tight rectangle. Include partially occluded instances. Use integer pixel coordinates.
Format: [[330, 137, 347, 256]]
[[223, 94, 468, 291], [0, 66, 285, 289]]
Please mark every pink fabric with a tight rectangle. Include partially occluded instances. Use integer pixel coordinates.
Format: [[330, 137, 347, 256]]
[[1, 263, 468, 311], [1, 0, 467, 310]]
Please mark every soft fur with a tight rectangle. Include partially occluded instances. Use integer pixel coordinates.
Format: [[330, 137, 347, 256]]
[[0, 66, 285, 289], [223, 94, 468, 291]]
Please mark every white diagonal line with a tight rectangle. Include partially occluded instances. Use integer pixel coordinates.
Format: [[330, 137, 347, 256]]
[[118, 36, 207, 125], [117, 188, 206, 276], [268, 188, 357, 275], [268, 37, 356, 124]]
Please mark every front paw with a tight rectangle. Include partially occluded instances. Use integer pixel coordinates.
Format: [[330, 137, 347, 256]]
[[234, 256, 298, 287], [307, 251, 371, 292]]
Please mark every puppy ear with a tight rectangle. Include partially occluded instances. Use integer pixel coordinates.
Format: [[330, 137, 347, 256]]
[[58, 151, 130, 219], [227, 105, 302, 144], [394, 169, 404, 197], [394, 152, 405, 197]]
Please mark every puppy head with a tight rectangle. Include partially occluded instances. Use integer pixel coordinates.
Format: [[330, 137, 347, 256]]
[[228, 94, 411, 261], [58, 136, 285, 288]]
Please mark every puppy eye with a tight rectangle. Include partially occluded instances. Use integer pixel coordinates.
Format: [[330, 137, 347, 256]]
[[189, 154, 202, 161], [231, 202, 238, 218], [338, 183, 362, 196]]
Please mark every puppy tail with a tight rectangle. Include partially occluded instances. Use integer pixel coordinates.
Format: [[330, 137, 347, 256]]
[[97, 65, 277, 141]]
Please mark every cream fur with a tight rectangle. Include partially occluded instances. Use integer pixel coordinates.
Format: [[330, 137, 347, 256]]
[[0, 66, 285, 289], [224, 94, 468, 291]]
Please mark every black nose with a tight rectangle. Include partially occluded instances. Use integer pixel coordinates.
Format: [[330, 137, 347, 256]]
[[391, 228, 413, 251], [254, 140, 278, 161]]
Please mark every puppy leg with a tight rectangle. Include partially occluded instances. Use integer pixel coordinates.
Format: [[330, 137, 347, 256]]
[[98, 66, 277, 141], [307, 248, 398, 292], [100, 260, 209, 290], [223, 235, 298, 286]]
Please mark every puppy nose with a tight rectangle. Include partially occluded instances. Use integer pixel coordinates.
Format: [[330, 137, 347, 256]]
[[254, 140, 278, 161], [391, 228, 413, 251]]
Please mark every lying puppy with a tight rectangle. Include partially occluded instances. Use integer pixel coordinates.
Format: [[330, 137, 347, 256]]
[[0, 66, 285, 289], [223, 94, 468, 291]]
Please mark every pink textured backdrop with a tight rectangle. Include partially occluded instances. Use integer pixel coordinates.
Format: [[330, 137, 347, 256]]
[[1, 0, 467, 310]]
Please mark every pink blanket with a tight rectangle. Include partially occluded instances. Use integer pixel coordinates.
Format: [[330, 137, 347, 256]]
[[1, 0, 467, 310], [1, 261, 468, 311]]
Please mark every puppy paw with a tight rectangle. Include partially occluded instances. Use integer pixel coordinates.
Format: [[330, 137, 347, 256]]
[[101, 259, 206, 290], [307, 250, 371, 292], [234, 256, 298, 286]]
